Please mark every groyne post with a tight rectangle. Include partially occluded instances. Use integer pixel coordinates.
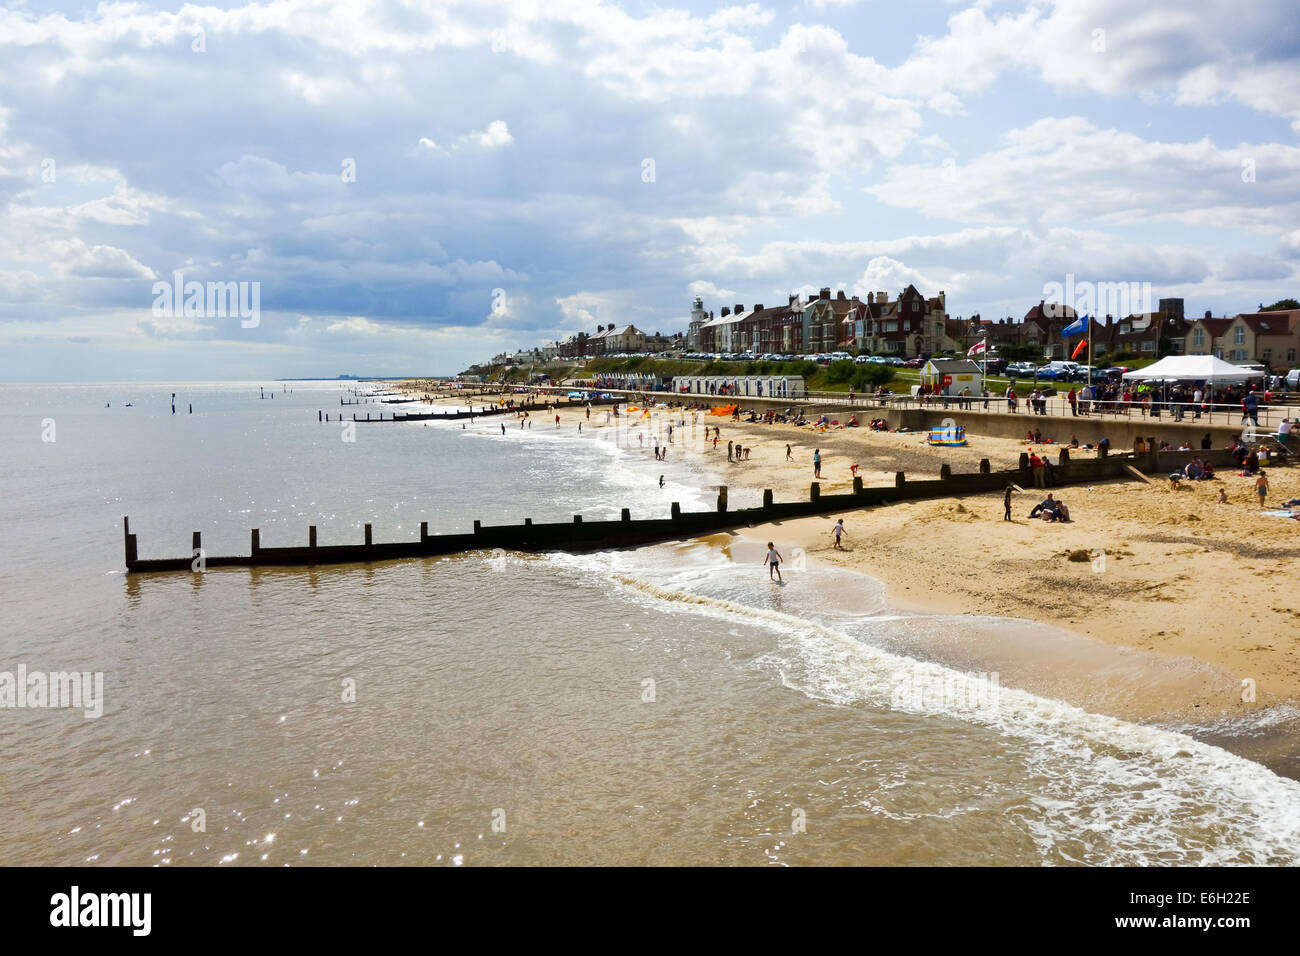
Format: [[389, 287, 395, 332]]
[[763, 489, 774, 509], [621, 508, 630, 521], [420, 521, 428, 542], [895, 471, 906, 489], [309, 526, 317, 548], [979, 459, 990, 474], [364, 524, 372, 547], [940, 464, 952, 482], [671, 502, 681, 521], [251, 528, 260, 555], [853, 476, 863, 495], [123, 517, 137, 566], [717, 485, 728, 512], [810, 482, 820, 502]]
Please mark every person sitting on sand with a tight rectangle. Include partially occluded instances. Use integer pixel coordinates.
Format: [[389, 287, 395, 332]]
[[1028, 493, 1056, 519], [1245, 449, 1260, 474], [1046, 500, 1070, 522], [1217, 488, 1229, 504], [1178, 441, 1192, 451], [1184, 459, 1203, 480], [1069, 435, 1080, 449]]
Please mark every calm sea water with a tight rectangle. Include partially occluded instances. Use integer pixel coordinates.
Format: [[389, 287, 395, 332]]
[[1, 381, 1298, 866]]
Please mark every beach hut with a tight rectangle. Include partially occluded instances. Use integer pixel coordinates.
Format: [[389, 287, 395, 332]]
[[920, 359, 984, 395]]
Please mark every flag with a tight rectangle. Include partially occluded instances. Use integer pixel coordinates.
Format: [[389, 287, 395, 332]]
[[967, 340, 986, 356], [1061, 313, 1089, 338], [1070, 339, 1087, 360]]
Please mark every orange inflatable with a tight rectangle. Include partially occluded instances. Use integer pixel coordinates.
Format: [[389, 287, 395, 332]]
[[710, 404, 738, 416]]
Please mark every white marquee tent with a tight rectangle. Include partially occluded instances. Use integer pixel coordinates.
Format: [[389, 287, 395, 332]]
[[1120, 355, 1258, 383]]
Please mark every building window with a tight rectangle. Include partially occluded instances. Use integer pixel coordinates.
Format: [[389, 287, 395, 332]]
[[1262, 349, 1272, 362], [1142, 341, 1154, 352], [1192, 329, 1203, 347], [1289, 349, 1297, 362], [1233, 327, 1245, 345]]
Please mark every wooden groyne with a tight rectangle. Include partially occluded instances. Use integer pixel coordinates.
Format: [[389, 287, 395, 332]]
[[317, 394, 621, 424], [122, 441, 1164, 575]]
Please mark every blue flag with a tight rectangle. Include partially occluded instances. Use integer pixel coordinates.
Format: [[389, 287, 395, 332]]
[[1062, 313, 1089, 338]]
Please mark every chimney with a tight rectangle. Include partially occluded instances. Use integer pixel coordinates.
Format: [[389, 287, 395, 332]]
[[720, 307, 730, 317], [836, 290, 846, 300], [1205, 309, 1212, 319], [867, 292, 874, 304], [788, 294, 797, 305], [877, 291, 887, 303], [753, 303, 763, 312], [734, 304, 744, 314], [819, 287, 831, 300]]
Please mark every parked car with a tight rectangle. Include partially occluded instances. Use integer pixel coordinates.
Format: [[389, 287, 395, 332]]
[[884, 357, 905, 366], [903, 357, 926, 369], [1005, 362, 1039, 378]]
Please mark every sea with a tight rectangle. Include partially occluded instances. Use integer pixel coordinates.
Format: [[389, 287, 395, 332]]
[[1, 379, 1298, 866]]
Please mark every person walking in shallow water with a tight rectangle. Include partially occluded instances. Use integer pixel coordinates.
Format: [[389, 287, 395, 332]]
[[764, 542, 784, 582]]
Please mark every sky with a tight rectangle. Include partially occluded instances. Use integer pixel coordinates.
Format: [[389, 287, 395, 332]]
[[1, 0, 1298, 381]]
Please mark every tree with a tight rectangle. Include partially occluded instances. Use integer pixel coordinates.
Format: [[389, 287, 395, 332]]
[[1261, 299, 1300, 312]]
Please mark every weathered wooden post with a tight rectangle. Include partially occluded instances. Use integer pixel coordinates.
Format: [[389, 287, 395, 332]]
[[853, 476, 863, 494], [979, 458, 990, 474], [419, 521, 428, 542], [192, 531, 201, 559], [573, 515, 583, 524], [810, 482, 821, 502], [319, 410, 322, 422], [763, 489, 774, 509], [123, 517, 137, 567], [671, 502, 681, 521], [251, 528, 260, 555], [1018, 451, 1030, 469], [895, 471, 906, 489], [621, 508, 630, 521], [309, 526, 317, 548], [940, 464, 952, 482], [364, 523, 372, 546], [717, 485, 728, 512], [473, 520, 482, 534]]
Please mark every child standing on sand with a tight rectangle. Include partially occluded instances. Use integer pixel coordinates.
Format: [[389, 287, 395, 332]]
[[831, 519, 846, 549], [1256, 470, 1269, 507], [786, 443, 793, 461], [813, 449, 822, 478], [1004, 486, 1013, 521], [764, 542, 783, 581]]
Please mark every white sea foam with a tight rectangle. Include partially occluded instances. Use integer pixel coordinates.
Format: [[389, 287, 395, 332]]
[[543, 548, 1300, 865]]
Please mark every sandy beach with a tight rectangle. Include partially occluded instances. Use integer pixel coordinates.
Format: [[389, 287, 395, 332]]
[[401, 383, 1300, 721]]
